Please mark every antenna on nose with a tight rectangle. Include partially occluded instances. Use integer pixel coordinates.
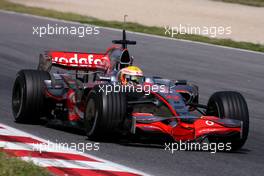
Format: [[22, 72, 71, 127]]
[[112, 15, 137, 49]]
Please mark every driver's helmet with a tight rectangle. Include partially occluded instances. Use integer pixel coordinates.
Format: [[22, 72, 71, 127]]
[[118, 66, 144, 85]]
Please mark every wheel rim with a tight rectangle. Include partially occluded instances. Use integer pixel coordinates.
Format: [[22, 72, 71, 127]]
[[85, 98, 97, 135], [12, 80, 24, 117]]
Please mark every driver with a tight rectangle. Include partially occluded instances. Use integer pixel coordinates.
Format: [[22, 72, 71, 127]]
[[118, 66, 144, 85]]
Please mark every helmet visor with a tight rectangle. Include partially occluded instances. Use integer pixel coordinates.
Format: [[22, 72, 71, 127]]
[[125, 75, 144, 84]]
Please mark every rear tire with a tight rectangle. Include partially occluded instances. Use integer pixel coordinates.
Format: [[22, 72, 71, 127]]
[[84, 84, 126, 139], [206, 91, 249, 150], [12, 69, 50, 123]]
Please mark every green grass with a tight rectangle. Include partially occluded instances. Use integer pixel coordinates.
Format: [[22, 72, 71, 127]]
[[0, 0, 264, 52], [213, 0, 264, 7], [0, 152, 51, 176]]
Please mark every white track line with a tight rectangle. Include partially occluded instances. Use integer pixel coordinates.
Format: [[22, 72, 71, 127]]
[[0, 141, 85, 154], [0, 141, 32, 150], [0, 9, 263, 56], [21, 157, 125, 171], [0, 128, 26, 136], [0, 123, 150, 176]]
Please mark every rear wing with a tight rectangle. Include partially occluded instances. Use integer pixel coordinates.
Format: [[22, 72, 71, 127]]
[[38, 51, 110, 71]]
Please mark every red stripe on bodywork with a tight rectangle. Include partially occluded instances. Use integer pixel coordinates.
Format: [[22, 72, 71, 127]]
[[0, 135, 43, 144], [2, 149, 98, 162], [46, 167, 142, 176]]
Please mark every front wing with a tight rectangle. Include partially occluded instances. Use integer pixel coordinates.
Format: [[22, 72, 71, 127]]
[[132, 114, 242, 142]]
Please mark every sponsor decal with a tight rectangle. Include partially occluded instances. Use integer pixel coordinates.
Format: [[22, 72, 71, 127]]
[[205, 120, 215, 126], [50, 51, 109, 69]]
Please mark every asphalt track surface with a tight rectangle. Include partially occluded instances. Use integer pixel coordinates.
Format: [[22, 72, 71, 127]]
[[0, 11, 264, 176]]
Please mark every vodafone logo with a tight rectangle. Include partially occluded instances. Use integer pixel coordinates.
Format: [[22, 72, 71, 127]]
[[54, 54, 103, 66], [205, 120, 215, 126], [50, 52, 109, 68]]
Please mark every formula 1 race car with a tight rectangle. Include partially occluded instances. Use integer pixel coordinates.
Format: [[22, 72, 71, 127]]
[[12, 30, 249, 151]]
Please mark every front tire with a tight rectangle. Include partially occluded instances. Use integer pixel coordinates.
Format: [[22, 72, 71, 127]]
[[12, 69, 50, 123], [84, 84, 126, 139], [206, 91, 249, 150]]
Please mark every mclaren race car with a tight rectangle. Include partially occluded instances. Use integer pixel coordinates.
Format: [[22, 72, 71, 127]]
[[12, 30, 249, 151]]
